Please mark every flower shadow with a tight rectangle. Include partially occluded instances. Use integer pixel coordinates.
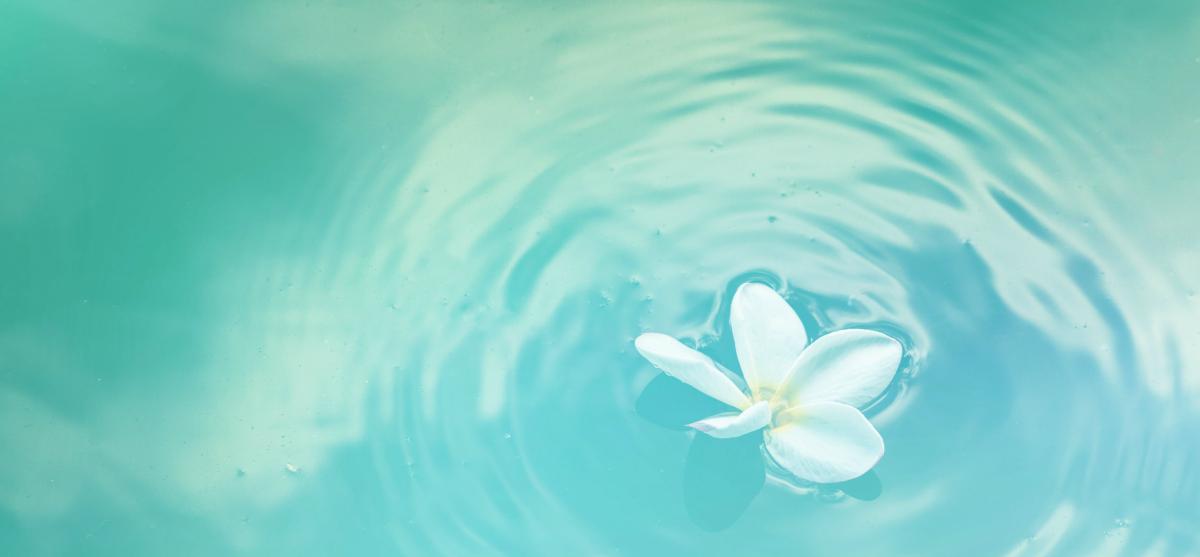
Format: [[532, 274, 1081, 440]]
[[832, 469, 882, 501], [684, 431, 765, 531], [638, 373, 884, 530]]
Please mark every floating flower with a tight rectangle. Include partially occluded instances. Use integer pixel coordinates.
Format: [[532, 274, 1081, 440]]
[[635, 282, 902, 484]]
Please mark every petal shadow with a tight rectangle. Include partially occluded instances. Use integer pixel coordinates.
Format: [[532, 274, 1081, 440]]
[[683, 432, 765, 531], [833, 469, 883, 501], [636, 373, 732, 430]]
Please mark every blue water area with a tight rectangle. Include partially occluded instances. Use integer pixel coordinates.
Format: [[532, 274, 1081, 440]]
[[2, 0, 1199, 555]]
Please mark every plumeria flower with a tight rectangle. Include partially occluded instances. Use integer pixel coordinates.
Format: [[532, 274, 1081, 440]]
[[635, 282, 903, 484]]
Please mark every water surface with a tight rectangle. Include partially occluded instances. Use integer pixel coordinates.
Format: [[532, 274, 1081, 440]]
[[2, 1, 1199, 555]]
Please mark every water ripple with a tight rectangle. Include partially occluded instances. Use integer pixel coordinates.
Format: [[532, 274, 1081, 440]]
[[161, 1, 1200, 553]]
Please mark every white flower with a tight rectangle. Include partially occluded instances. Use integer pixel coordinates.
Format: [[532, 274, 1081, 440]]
[[635, 282, 903, 484]]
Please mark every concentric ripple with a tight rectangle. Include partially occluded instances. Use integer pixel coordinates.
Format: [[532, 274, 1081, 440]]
[[243, 2, 1200, 555], [4, 0, 1197, 555]]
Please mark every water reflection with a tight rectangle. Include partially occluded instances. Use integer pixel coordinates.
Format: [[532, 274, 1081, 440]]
[[643, 383, 887, 532], [685, 433, 766, 531], [2, 0, 1198, 554]]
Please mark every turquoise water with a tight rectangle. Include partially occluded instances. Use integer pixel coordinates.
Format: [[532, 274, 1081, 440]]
[[3, 0, 1199, 555]]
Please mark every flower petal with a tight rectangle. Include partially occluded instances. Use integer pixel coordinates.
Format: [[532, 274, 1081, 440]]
[[777, 329, 902, 409], [730, 282, 809, 397], [635, 333, 750, 408], [688, 401, 771, 439], [764, 401, 883, 483]]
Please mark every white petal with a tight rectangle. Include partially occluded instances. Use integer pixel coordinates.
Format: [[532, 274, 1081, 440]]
[[634, 333, 750, 409], [688, 401, 771, 439], [777, 329, 901, 409], [730, 282, 809, 397], [764, 401, 883, 483]]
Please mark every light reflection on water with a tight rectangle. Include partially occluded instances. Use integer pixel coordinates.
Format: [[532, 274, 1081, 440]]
[[1, 0, 1198, 555]]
